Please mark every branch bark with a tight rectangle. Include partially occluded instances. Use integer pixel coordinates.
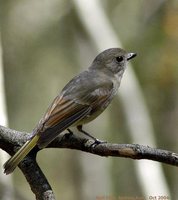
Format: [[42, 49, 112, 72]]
[[0, 125, 55, 200], [49, 132, 178, 167], [0, 125, 178, 199]]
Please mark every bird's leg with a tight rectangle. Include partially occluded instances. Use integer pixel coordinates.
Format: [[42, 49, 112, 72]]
[[77, 125, 105, 145], [67, 128, 73, 135], [63, 128, 74, 140]]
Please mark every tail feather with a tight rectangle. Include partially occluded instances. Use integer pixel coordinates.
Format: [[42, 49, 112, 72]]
[[3, 135, 39, 175]]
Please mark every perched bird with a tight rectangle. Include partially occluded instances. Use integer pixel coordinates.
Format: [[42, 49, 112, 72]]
[[4, 48, 136, 174]]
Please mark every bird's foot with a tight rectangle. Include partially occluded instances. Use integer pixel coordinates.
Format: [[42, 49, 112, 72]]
[[90, 138, 107, 147]]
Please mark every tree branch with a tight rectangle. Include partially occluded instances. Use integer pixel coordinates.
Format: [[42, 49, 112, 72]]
[[49, 132, 178, 167], [0, 125, 55, 200], [0, 125, 178, 199]]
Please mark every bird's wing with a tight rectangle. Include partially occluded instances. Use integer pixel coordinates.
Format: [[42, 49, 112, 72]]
[[33, 96, 92, 148], [33, 71, 115, 148]]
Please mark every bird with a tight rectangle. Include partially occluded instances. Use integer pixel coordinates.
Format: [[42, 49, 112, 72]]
[[3, 48, 136, 174]]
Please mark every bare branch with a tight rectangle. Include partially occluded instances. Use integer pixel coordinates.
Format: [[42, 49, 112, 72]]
[[0, 125, 178, 199], [49, 132, 178, 167], [0, 125, 55, 200]]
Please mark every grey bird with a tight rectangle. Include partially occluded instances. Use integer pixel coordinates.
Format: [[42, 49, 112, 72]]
[[4, 48, 136, 174]]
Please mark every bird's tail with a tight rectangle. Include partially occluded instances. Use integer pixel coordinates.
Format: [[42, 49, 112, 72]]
[[3, 135, 39, 175]]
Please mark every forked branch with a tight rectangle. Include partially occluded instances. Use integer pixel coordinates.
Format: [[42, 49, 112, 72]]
[[0, 125, 178, 199]]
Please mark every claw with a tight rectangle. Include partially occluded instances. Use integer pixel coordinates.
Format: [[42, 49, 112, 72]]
[[90, 139, 107, 147]]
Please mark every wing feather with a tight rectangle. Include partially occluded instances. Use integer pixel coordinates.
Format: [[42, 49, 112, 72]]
[[33, 96, 91, 148], [32, 71, 115, 148]]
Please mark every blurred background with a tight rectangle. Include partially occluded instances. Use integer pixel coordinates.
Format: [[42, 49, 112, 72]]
[[0, 0, 178, 199]]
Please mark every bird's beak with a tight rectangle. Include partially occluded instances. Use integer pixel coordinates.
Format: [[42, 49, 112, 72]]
[[127, 52, 137, 61]]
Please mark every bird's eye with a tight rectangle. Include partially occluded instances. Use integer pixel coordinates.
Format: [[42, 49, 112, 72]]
[[115, 56, 124, 63]]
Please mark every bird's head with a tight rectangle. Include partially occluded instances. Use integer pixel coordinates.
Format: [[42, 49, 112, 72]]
[[91, 48, 137, 76]]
